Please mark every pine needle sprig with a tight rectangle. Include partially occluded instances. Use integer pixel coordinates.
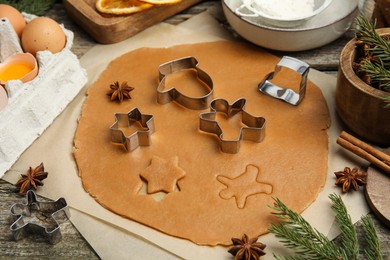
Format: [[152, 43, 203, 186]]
[[269, 194, 383, 259], [269, 197, 344, 259], [385, 96, 390, 108], [359, 59, 390, 91], [329, 193, 359, 260], [353, 15, 390, 105], [354, 16, 390, 68], [0, 0, 57, 16], [361, 215, 383, 260]]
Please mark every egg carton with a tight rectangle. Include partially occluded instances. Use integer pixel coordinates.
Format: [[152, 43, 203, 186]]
[[0, 14, 87, 177]]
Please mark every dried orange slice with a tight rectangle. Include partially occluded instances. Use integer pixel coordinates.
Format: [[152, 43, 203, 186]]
[[139, 0, 182, 5], [96, 0, 153, 15]]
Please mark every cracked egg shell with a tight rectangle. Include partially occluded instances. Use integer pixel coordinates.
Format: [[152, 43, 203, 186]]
[[21, 17, 66, 56]]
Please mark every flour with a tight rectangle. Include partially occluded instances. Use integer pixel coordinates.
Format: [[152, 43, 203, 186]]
[[252, 0, 316, 19]]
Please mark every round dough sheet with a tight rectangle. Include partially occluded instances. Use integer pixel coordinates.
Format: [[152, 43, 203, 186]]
[[74, 41, 330, 245]]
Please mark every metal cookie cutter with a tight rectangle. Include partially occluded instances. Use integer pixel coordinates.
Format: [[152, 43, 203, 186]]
[[258, 56, 310, 105], [157, 56, 214, 110], [199, 98, 266, 154], [110, 108, 155, 152], [10, 190, 70, 245]]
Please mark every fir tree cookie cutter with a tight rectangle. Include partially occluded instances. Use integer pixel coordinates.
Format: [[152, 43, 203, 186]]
[[10, 190, 70, 245], [258, 56, 310, 105], [199, 98, 266, 154], [110, 108, 155, 152], [157, 56, 214, 110]]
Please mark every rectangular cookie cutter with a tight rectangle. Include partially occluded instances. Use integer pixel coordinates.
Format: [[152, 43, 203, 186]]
[[258, 56, 309, 105]]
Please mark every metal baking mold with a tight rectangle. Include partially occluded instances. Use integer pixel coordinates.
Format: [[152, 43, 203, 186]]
[[10, 190, 70, 245], [110, 108, 155, 152], [157, 56, 214, 110], [258, 56, 309, 105], [199, 98, 266, 154]]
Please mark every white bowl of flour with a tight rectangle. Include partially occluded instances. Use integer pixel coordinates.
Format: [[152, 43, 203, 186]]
[[235, 0, 333, 27], [223, 0, 358, 51]]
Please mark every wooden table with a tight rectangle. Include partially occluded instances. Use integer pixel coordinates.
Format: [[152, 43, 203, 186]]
[[1, 1, 389, 258]]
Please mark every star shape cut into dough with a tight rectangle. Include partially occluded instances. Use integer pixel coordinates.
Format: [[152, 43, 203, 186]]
[[140, 156, 186, 194], [217, 165, 272, 209]]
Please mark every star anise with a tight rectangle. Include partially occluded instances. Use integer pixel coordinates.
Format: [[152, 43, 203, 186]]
[[15, 162, 48, 195], [107, 81, 134, 102], [334, 167, 367, 193], [228, 234, 266, 260]]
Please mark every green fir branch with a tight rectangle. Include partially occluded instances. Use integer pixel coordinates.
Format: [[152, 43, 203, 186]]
[[0, 0, 57, 16], [268, 197, 344, 259], [361, 215, 383, 260], [354, 16, 390, 105], [329, 194, 359, 260], [385, 96, 390, 108], [359, 59, 390, 91], [269, 194, 383, 259], [355, 16, 390, 68]]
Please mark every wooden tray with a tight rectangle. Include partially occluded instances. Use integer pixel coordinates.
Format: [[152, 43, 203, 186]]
[[63, 0, 203, 44]]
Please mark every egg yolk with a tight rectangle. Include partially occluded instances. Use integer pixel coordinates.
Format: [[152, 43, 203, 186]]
[[0, 62, 34, 82]]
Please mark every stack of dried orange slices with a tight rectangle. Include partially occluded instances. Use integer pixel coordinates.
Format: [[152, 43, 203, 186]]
[[96, 0, 182, 15]]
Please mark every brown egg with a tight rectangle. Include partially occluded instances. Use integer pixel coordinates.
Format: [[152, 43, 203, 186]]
[[21, 17, 66, 56], [0, 4, 26, 37]]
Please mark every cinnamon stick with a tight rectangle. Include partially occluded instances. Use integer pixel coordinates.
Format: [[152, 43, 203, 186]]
[[337, 131, 390, 175]]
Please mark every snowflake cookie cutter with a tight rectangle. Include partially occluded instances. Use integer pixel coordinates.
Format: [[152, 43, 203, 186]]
[[110, 108, 155, 152], [157, 56, 214, 110], [258, 56, 309, 105], [10, 190, 70, 245], [199, 98, 266, 154]]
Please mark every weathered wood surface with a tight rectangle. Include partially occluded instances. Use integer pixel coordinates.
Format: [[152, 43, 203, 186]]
[[0, 1, 389, 258], [0, 179, 99, 259]]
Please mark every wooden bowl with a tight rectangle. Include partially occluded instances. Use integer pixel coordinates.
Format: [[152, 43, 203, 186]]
[[336, 28, 390, 146]]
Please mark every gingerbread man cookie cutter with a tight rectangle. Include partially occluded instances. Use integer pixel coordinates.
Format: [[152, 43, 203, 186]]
[[157, 56, 214, 110], [10, 190, 70, 244], [110, 108, 155, 152], [199, 98, 266, 154], [258, 56, 309, 105]]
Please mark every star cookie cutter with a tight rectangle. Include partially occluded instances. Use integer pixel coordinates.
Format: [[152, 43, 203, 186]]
[[199, 98, 266, 154], [110, 108, 155, 152], [157, 56, 214, 110], [258, 56, 309, 105], [10, 190, 70, 244]]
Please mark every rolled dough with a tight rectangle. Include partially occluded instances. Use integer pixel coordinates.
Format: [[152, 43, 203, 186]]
[[74, 41, 330, 245]]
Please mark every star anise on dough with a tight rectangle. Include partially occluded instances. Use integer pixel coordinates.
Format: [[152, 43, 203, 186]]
[[228, 234, 266, 260], [334, 167, 367, 193], [15, 162, 48, 195], [107, 81, 134, 102]]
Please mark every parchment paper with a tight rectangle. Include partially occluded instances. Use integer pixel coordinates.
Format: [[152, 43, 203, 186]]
[[3, 12, 369, 259]]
